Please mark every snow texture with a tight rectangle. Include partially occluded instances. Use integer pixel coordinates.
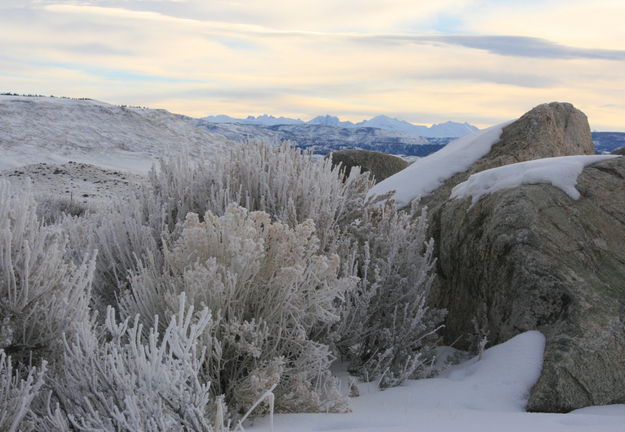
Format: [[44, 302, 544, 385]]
[[451, 155, 621, 206], [367, 120, 514, 207], [248, 331, 625, 432], [1, 162, 144, 206], [0, 96, 230, 174]]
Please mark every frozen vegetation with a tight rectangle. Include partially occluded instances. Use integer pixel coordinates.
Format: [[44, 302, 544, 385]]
[[0, 140, 442, 430]]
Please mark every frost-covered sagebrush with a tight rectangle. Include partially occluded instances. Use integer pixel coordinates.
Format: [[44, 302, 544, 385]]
[[0, 140, 446, 428], [0, 350, 45, 432], [38, 295, 217, 432], [144, 141, 373, 250], [64, 199, 161, 311], [122, 205, 355, 414], [0, 180, 94, 364], [335, 200, 445, 387], [80, 141, 370, 312]]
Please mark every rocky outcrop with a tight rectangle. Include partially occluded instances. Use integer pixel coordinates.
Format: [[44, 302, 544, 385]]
[[437, 157, 625, 412], [612, 146, 625, 156], [417, 102, 625, 412], [420, 102, 595, 216], [330, 149, 409, 183]]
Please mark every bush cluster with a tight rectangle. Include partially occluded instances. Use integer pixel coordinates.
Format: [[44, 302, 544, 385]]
[[0, 141, 444, 430]]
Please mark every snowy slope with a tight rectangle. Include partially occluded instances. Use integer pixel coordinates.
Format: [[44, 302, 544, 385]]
[[249, 332, 625, 432], [367, 120, 514, 207], [0, 96, 231, 174], [0, 161, 143, 207]]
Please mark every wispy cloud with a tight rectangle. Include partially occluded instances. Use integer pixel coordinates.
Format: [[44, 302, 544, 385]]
[[40, 4, 625, 62]]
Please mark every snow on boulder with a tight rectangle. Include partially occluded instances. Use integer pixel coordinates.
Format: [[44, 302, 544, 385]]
[[451, 155, 620, 206], [367, 120, 513, 207]]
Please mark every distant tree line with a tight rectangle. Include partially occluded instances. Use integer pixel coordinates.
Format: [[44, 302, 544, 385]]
[[0, 92, 92, 100]]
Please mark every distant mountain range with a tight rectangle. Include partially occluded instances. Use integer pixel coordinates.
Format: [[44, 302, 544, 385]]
[[592, 132, 625, 154], [201, 114, 479, 138], [194, 120, 447, 156]]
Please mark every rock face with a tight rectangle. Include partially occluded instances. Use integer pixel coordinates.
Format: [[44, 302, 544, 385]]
[[330, 149, 409, 183], [420, 102, 595, 216], [419, 102, 625, 412], [438, 157, 625, 412]]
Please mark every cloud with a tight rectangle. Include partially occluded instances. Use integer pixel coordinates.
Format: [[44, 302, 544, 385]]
[[2, 1, 625, 130], [352, 35, 625, 61], [409, 70, 559, 88], [39, 3, 625, 62], [435, 35, 625, 61], [63, 42, 136, 56]]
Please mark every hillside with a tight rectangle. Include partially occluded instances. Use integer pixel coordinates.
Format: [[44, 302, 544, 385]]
[[0, 96, 230, 174]]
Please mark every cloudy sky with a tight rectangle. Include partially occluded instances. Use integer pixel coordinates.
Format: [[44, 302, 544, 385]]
[[2, 0, 625, 129]]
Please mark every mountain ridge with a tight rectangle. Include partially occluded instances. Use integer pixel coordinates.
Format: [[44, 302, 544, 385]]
[[201, 113, 479, 138]]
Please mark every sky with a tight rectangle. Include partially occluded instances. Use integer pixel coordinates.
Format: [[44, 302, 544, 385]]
[[1, 0, 625, 130]]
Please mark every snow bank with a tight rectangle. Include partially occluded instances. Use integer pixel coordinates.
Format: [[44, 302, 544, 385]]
[[247, 331, 625, 432], [367, 120, 514, 207], [451, 155, 620, 206]]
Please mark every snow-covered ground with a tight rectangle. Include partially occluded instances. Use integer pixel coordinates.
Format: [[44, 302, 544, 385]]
[[0, 96, 230, 174], [451, 154, 621, 206], [248, 332, 625, 432], [0, 161, 144, 206], [367, 120, 514, 207]]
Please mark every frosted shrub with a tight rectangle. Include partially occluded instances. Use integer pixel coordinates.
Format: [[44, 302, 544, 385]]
[[0, 350, 45, 432], [64, 199, 162, 311], [145, 141, 373, 250], [35, 194, 89, 225], [38, 295, 217, 432], [335, 200, 446, 387], [122, 205, 356, 414], [0, 180, 94, 364]]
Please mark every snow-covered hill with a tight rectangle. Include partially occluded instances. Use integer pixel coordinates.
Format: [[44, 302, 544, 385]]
[[0, 96, 231, 174]]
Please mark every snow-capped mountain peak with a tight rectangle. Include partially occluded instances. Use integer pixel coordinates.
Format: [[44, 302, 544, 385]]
[[201, 111, 480, 138], [308, 115, 354, 127]]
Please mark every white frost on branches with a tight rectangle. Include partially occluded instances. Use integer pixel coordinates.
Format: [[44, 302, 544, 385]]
[[0, 180, 95, 364], [122, 205, 356, 414], [39, 295, 216, 432], [0, 350, 46, 432]]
